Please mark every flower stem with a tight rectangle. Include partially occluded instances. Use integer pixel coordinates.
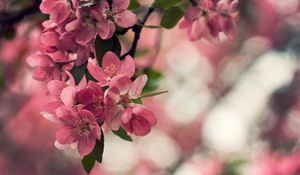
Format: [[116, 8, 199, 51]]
[[138, 90, 168, 99]]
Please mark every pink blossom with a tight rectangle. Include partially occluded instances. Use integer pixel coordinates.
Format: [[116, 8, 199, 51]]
[[91, 0, 137, 39], [87, 51, 135, 86], [55, 107, 101, 156], [26, 53, 61, 81], [58, 10, 95, 66], [179, 0, 220, 41], [40, 0, 71, 25], [76, 81, 106, 123], [216, 0, 239, 40], [104, 75, 151, 131], [40, 30, 60, 53], [122, 105, 157, 136]]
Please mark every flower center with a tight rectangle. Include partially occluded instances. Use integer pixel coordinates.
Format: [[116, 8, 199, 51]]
[[74, 119, 91, 135], [104, 64, 118, 77], [103, 9, 117, 22], [118, 93, 130, 108]]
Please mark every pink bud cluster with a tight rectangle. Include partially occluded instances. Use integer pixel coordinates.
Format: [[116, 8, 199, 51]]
[[180, 0, 239, 41], [42, 51, 157, 157], [27, 0, 137, 81]]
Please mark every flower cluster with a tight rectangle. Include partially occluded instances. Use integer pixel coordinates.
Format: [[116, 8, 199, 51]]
[[180, 0, 239, 41], [27, 0, 137, 81], [27, 0, 157, 158], [42, 51, 157, 157]]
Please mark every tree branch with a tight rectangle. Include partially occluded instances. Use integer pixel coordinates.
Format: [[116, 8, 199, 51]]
[[120, 6, 155, 59]]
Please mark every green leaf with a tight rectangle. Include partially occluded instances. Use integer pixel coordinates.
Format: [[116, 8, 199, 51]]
[[112, 127, 133, 142], [81, 153, 95, 174], [128, 0, 141, 10], [131, 98, 143, 104], [143, 68, 163, 93], [70, 62, 87, 85], [95, 36, 122, 64], [93, 130, 105, 163], [154, 0, 182, 10], [160, 6, 184, 29], [221, 158, 245, 175]]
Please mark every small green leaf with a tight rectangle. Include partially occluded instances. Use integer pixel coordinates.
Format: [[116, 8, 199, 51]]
[[131, 98, 143, 104], [143, 68, 163, 93], [93, 130, 105, 163], [112, 127, 133, 142], [161, 6, 184, 29], [81, 153, 95, 174], [95, 36, 122, 64], [70, 62, 87, 85], [154, 0, 182, 10], [128, 0, 140, 10]]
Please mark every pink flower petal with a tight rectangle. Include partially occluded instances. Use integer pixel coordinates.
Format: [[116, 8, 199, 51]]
[[110, 76, 132, 94], [115, 10, 137, 28], [40, 111, 61, 123], [56, 126, 78, 145], [121, 107, 132, 124], [40, 31, 59, 47], [112, 0, 130, 10], [87, 59, 108, 85], [78, 109, 97, 122], [105, 105, 124, 130], [119, 55, 135, 78], [102, 51, 121, 69], [132, 117, 151, 136], [91, 2, 107, 22], [88, 81, 104, 96], [76, 46, 90, 66], [27, 53, 52, 67], [40, 0, 60, 13], [56, 106, 74, 120], [184, 7, 200, 21], [76, 25, 96, 45], [32, 67, 51, 81], [65, 19, 81, 32], [78, 135, 96, 156], [76, 88, 95, 105], [129, 74, 147, 99], [95, 21, 116, 40], [47, 80, 67, 98], [77, 75, 88, 90], [60, 86, 76, 106], [133, 105, 157, 126], [104, 87, 120, 106], [50, 2, 71, 24]]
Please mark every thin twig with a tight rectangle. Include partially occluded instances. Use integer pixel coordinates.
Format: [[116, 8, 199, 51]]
[[120, 6, 155, 59]]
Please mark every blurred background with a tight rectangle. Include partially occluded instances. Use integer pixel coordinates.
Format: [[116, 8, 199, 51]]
[[2, 0, 300, 174]]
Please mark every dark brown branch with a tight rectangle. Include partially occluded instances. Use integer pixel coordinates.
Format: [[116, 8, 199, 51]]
[[120, 6, 155, 59]]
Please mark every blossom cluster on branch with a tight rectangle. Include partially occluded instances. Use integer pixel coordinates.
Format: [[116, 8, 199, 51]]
[[25, 0, 239, 173], [180, 0, 238, 41]]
